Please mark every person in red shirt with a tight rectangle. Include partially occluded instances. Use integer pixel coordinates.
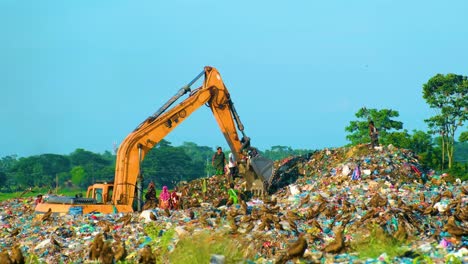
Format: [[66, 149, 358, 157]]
[[34, 194, 43, 205], [170, 187, 180, 210]]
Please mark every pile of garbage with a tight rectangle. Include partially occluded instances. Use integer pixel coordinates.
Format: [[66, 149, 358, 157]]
[[0, 144, 467, 263]]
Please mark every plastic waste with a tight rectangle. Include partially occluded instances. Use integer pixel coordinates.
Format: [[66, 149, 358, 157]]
[[210, 254, 225, 264]]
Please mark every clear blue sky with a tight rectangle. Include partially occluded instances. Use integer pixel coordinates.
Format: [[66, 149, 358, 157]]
[[1, 0, 467, 157]]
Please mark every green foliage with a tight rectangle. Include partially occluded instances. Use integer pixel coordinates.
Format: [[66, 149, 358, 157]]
[[144, 222, 162, 240], [0, 187, 84, 202], [408, 131, 440, 170], [459, 131, 468, 143], [26, 253, 45, 264], [422, 74, 467, 110], [454, 141, 468, 164], [351, 223, 407, 260], [383, 130, 411, 149], [142, 224, 246, 263], [143, 223, 176, 262], [412, 255, 434, 264], [0, 155, 18, 191], [345, 107, 403, 146], [423, 73, 468, 169], [69, 148, 114, 186], [0, 171, 6, 186], [0, 149, 114, 192], [142, 140, 212, 189], [262, 145, 314, 161], [168, 231, 244, 263], [444, 254, 463, 264], [454, 141, 468, 163], [181, 141, 214, 164], [182, 141, 215, 177], [10, 154, 70, 188], [0, 140, 218, 193], [0, 192, 23, 201], [71, 166, 86, 187], [447, 162, 468, 181], [410, 130, 434, 154], [0, 155, 18, 172]]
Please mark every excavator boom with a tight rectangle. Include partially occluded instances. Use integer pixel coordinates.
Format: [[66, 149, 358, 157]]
[[35, 66, 273, 214], [113, 66, 273, 208]]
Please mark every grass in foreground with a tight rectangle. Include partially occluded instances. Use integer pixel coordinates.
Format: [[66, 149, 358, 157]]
[[350, 223, 408, 261], [0, 188, 85, 202], [168, 231, 245, 264]]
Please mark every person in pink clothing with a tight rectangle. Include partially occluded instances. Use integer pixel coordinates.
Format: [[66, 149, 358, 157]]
[[159, 186, 170, 209]]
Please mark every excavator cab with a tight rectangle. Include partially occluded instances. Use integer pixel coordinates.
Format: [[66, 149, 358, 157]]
[[85, 181, 114, 204]]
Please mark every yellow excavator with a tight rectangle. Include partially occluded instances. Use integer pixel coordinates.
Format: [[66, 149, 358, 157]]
[[35, 66, 274, 214]]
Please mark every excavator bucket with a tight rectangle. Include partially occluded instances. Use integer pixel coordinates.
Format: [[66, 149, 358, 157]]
[[249, 155, 274, 187]]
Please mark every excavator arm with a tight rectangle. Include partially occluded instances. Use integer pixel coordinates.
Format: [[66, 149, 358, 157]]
[[113, 66, 273, 208]]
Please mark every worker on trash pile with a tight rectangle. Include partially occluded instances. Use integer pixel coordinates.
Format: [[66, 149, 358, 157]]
[[170, 187, 180, 210], [227, 183, 239, 205], [369, 120, 379, 149], [212, 146, 226, 176], [143, 181, 158, 210], [159, 186, 170, 209], [227, 152, 238, 182], [34, 194, 43, 205], [181, 185, 190, 209]]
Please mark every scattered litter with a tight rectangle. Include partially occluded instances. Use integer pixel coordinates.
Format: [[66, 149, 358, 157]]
[[0, 144, 466, 263]]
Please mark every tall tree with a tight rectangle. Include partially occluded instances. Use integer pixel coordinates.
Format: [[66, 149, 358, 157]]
[[345, 107, 403, 146], [423, 74, 468, 169]]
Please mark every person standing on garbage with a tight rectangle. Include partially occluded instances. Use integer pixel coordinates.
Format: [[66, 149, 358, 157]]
[[159, 186, 171, 209], [369, 120, 379, 148], [227, 152, 238, 182], [170, 187, 180, 210], [143, 181, 158, 210], [212, 146, 226, 176], [227, 182, 239, 205], [34, 194, 43, 205]]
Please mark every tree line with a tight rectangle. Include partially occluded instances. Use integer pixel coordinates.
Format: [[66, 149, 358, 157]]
[[0, 73, 466, 192], [345, 73, 466, 175], [0, 141, 313, 192], [0, 129, 466, 194]]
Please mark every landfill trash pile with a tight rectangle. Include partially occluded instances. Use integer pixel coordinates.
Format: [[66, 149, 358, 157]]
[[0, 144, 467, 263]]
